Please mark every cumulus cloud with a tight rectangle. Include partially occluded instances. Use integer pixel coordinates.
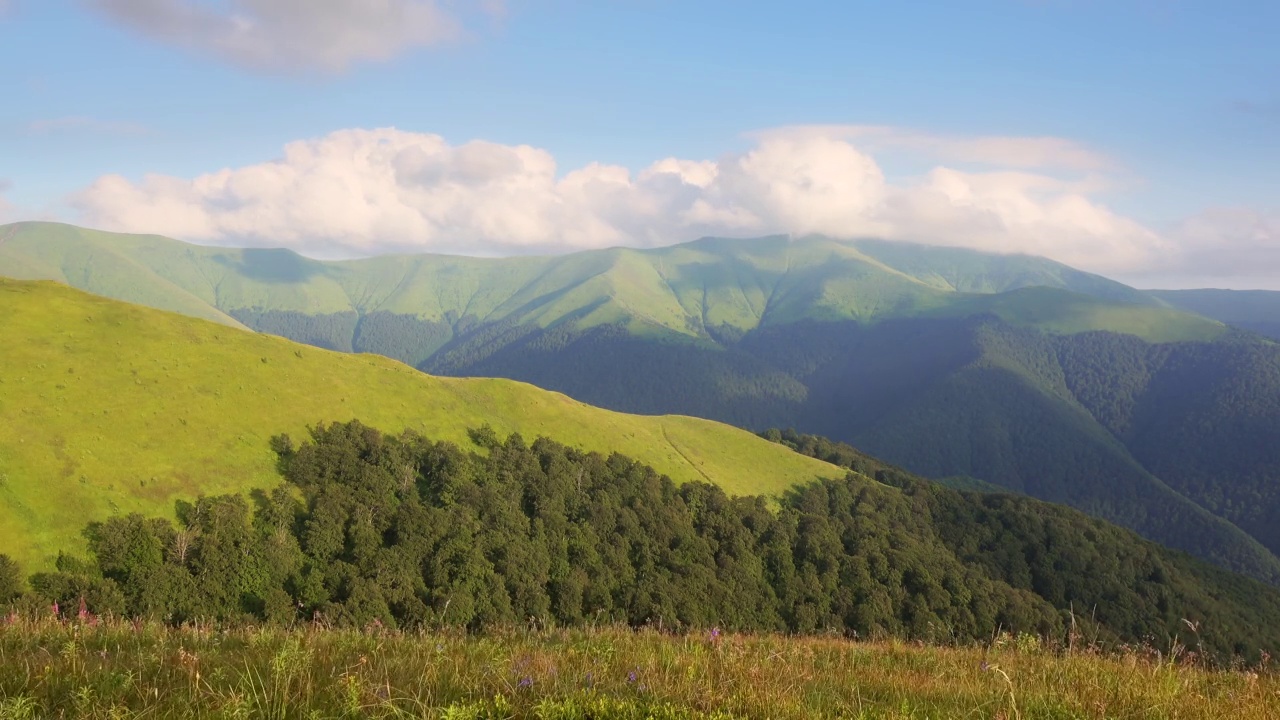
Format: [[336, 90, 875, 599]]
[[759, 125, 1115, 172], [1171, 208, 1279, 283], [1100, 208, 1280, 289], [83, 0, 490, 72], [71, 126, 1177, 274], [879, 168, 1167, 272]]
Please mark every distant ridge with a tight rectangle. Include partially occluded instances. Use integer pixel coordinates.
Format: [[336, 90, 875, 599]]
[[0, 221, 1224, 346], [1150, 288, 1280, 340]]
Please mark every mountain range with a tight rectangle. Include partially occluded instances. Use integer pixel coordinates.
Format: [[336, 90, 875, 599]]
[[1151, 289, 1280, 341], [5, 275, 1280, 655], [3, 221, 1279, 586]]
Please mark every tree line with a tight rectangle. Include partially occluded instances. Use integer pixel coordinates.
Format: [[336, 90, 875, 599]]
[[4, 420, 1280, 660]]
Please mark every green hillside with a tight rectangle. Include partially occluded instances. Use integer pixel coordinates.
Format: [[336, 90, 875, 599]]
[[934, 286, 1226, 342], [5, 221, 1276, 587], [0, 278, 840, 570], [1150, 288, 1280, 340], [0, 222, 1225, 346], [15, 417, 1280, 659]]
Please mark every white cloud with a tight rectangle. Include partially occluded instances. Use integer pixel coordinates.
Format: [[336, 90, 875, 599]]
[[71, 126, 1178, 275], [1166, 208, 1279, 287], [879, 168, 1167, 272], [758, 125, 1115, 172], [1102, 208, 1280, 289], [83, 0, 491, 73]]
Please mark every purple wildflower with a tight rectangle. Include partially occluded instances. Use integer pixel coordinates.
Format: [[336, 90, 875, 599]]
[[518, 676, 533, 689]]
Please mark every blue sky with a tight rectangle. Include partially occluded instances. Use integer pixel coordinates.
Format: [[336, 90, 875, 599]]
[[1, 0, 1276, 287]]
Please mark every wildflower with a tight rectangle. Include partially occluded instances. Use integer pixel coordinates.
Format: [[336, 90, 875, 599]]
[[583, 671, 594, 688], [627, 669, 638, 683], [710, 627, 721, 642], [517, 676, 533, 689], [51, 601, 60, 617]]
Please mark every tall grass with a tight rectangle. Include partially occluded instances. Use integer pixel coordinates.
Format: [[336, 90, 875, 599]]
[[0, 616, 1274, 719]]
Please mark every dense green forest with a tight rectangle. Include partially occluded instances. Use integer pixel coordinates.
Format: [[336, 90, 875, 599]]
[[757, 428, 1008, 494], [219, 308, 1280, 591], [1152, 289, 1280, 341], [6, 421, 1280, 661], [6, 223, 1280, 591], [225, 309, 458, 367], [421, 317, 1280, 586], [228, 309, 360, 353]]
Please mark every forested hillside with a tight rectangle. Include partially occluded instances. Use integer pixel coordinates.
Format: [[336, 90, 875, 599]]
[[1151, 289, 1280, 340], [4, 222, 1279, 588], [0, 278, 837, 569], [434, 316, 1280, 584], [11, 420, 1280, 660]]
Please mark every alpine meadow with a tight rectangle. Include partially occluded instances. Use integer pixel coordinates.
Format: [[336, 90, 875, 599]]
[[4, 1, 1280, 716]]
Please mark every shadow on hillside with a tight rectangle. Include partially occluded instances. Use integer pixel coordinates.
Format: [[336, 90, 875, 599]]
[[213, 248, 324, 284]]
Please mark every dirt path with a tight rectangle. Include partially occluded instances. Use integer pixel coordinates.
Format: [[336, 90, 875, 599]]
[[661, 424, 714, 485]]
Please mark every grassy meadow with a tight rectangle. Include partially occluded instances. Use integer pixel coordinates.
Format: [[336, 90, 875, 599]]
[[0, 279, 839, 570], [0, 618, 1275, 719]]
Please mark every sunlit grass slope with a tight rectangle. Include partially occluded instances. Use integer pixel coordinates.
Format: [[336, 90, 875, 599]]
[[0, 221, 1226, 344], [0, 279, 840, 569], [936, 286, 1227, 343]]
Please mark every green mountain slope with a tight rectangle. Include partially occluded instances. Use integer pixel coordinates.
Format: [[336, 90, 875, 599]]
[[1057, 332, 1280, 555], [0, 278, 840, 570], [0, 222, 1225, 346], [5, 221, 1276, 586], [26, 419, 1280, 660], [1150, 288, 1280, 340]]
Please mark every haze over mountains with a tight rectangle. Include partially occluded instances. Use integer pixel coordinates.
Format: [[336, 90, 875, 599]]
[[3, 221, 1280, 588], [1149, 289, 1280, 341]]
